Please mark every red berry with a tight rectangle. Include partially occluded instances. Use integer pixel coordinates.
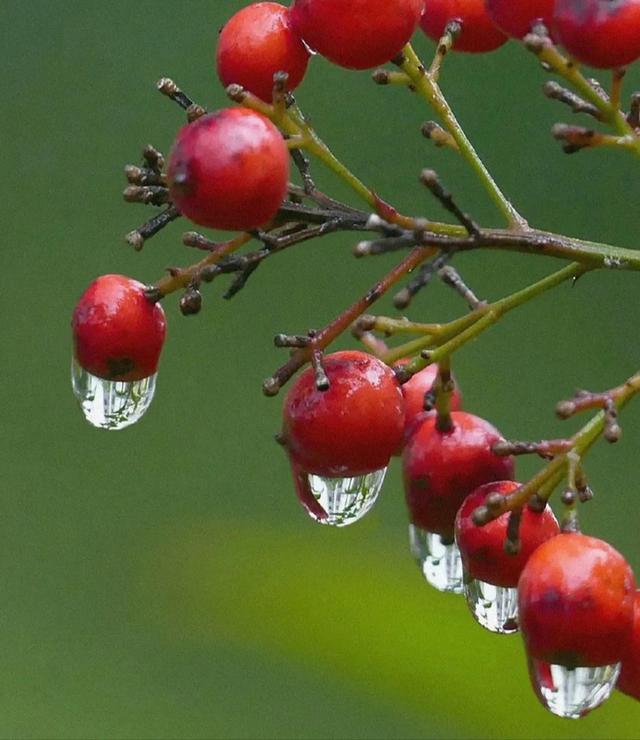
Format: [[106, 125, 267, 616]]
[[72, 274, 166, 382], [282, 350, 405, 477], [401, 363, 462, 432], [552, 0, 640, 69], [421, 0, 508, 53], [619, 591, 640, 700], [455, 481, 559, 588], [403, 411, 514, 539], [290, 0, 425, 70], [216, 3, 310, 102], [518, 533, 636, 667], [167, 108, 289, 231], [486, 0, 555, 39]]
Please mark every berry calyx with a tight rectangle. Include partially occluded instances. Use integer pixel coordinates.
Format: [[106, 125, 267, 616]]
[[518, 533, 636, 667], [486, 0, 555, 39], [72, 274, 166, 382], [552, 0, 640, 69], [455, 481, 559, 588], [282, 350, 405, 477], [403, 411, 514, 539], [617, 590, 640, 700], [167, 108, 289, 231], [421, 0, 508, 53], [216, 3, 310, 102], [290, 0, 425, 70]]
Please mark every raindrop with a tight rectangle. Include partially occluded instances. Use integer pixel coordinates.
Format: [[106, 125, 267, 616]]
[[528, 658, 620, 719], [464, 578, 519, 634], [71, 358, 157, 430], [304, 467, 387, 527], [409, 526, 463, 593]]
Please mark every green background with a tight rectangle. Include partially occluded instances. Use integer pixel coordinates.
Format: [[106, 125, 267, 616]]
[[3, 1, 640, 737]]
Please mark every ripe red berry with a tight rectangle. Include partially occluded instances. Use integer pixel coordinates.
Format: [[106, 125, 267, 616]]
[[421, 0, 508, 53], [618, 591, 640, 701], [290, 0, 425, 70], [216, 3, 310, 102], [518, 533, 636, 667], [455, 481, 559, 588], [72, 274, 166, 382], [552, 0, 640, 69], [401, 363, 462, 433], [282, 351, 405, 477], [403, 411, 514, 539], [168, 108, 289, 231], [486, 0, 555, 39]]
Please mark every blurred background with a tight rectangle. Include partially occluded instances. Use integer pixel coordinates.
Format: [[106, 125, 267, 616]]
[[3, 1, 640, 737]]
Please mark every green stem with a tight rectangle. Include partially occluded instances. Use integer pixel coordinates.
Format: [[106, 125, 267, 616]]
[[400, 44, 528, 230], [384, 261, 587, 367]]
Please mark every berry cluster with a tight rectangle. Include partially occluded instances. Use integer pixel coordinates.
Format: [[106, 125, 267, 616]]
[[71, 0, 640, 719]]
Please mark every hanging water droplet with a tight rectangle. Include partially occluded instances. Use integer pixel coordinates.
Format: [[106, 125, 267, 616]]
[[528, 658, 620, 719], [305, 467, 387, 527], [464, 578, 519, 634], [71, 358, 157, 430], [409, 526, 463, 594]]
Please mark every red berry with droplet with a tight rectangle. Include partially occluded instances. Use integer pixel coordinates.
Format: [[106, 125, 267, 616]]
[[486, 0, 555, 39], [290, 0, 425, 70], [518, 533, 636, 667], [168, 108, 289, 231], [282, 351, 405, 477], [455, 481, 560, 588], [216, 3, 310, 102], [403, 411, 514, 539], [619, 591, 640, 700], [552, 0, 640, 69], [72, 274, 166, 382], [421, 0, 508, 53]]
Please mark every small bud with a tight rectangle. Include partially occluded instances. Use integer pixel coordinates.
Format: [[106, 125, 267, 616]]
[[180, 288, 202, 316]]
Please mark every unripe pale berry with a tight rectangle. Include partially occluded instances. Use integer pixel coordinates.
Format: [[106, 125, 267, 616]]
[[168, 108, 289, 232], [216, 3, 310, 102], [282, 350, 405, 477], [421, 0, 508, 53], [72, 274, 166, 381], [291, 0, 425, 70], [518, 533, 636, 667]]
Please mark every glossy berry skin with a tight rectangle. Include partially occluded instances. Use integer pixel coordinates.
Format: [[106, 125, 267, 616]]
[[403, 411, 514, 539], [552, 0, 640, 69], [619, 591, 640, 700], [486, 0, 555, 39], [282, 351, 405, 477], [72, 274, 166, 382], [421, 0, 508, 53], [290, 0, 425, 70], [455, 481, 559, 588], [216, 3, 310, 102], [518, 533, 636, 668], [168, 108, 289, 232]]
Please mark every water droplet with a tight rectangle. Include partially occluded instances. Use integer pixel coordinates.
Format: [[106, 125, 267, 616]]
[[409, 526, 463, 594], [528, 658, 620, 719], [305, 467, 386, 527], [464, 578, 519, 634], [71, 358, 157, 430]]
